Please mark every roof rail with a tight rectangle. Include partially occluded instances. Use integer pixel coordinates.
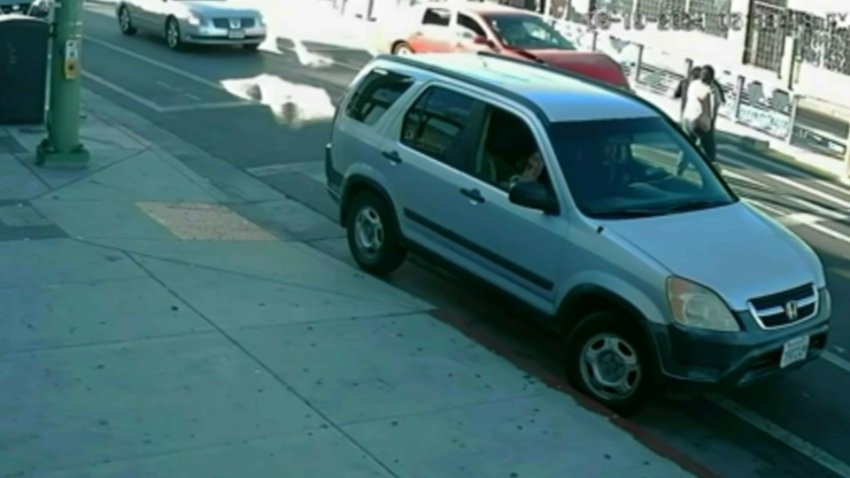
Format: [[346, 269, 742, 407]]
[[473, 51, 682, 127], [375, 53, 550, 124], [475, 50, 624, 93]]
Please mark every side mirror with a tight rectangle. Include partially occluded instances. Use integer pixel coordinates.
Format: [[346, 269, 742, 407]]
[[473, 35, 491, 46], [509, 181, 559, 214]]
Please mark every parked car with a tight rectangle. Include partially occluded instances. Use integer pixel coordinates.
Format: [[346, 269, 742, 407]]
[[0, 0, 31, 14], [115, 0, 266, 51], [325, 52, 832, 415], [386, 2, 630, 89]]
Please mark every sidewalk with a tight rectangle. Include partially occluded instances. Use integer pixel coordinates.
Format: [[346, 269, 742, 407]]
[[0, 90, 701, 476]]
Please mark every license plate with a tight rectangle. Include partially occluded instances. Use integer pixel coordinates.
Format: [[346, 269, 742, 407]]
[[228, 30, 245, 39], [780, 335, 810, 368]]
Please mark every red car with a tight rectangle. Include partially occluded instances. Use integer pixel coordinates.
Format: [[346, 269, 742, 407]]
[[388, 2, 631, 89]]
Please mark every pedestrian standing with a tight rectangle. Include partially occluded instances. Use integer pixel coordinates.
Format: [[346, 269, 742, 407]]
[[699, 65, 722, 167], [673, 66, 702, 124], [674, 66, 701, 176], [679, 65, 717, 169]]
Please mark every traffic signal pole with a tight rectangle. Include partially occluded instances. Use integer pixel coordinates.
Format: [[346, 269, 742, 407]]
[[36, 0, 89, 167]]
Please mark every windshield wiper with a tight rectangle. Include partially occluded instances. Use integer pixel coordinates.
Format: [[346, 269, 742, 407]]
[[591, 209, 667, 218], [659, 199, 730, 213]]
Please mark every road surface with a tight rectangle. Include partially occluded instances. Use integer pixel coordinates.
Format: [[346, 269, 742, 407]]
[[79, 5, 850, 477]]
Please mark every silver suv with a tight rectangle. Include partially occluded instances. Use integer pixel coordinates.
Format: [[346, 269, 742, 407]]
[[324, 52, 832, 414]]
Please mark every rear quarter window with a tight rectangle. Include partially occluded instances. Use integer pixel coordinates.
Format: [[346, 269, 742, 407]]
[[344, 69, 414, 126]]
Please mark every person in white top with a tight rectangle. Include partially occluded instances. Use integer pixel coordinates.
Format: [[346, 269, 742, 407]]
[[680, 66, 719, 168]]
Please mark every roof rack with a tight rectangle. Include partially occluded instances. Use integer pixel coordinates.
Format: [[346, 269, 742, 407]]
[[376, 53, 550, 124]]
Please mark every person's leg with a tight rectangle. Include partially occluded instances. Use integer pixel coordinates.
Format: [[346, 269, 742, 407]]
[[677, 120, 699, 175]]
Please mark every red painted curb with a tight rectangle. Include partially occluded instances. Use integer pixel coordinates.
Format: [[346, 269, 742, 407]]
[[429, 308, 720, 478]]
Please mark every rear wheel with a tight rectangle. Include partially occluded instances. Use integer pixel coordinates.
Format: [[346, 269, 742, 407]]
[[565, 310, 657, 416], [165, 17, 183, 50], [392, 41, 413, 55], [118, 6, 136, 35], [345, 190, 407, 275]]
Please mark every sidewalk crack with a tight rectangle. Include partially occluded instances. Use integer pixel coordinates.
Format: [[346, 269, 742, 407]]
[[74, 237, 430, 312], [30, 147, 153, 200], [121, 250, 401, 478]]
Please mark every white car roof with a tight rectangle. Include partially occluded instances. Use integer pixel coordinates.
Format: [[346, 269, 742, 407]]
[[381, 53, 658, 123]]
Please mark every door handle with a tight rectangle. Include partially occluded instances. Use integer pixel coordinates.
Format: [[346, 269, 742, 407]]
[[460, 187, 484, 203], [382, 150, 402, 164]]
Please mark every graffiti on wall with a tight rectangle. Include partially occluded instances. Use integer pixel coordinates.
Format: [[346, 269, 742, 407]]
[[736, 79, 793, 139]]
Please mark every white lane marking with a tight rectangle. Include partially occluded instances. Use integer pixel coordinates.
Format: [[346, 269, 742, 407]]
[[725, 156, 850, 211], [722, 147, 850, 201], [84, 35, 230, 93], [768, 173, 850, 210], [823, 351, 850, 374], [724, 169, 769, 188], [156, 80, 180, 92], [745, 198, 788, 216], [84, 71, 166, 112], [159, 101, 258, 113], [803, 217, 850, 246], [787, 196, 850, 221], [711, 396, 850, 477], [779, 212, 821, 226]]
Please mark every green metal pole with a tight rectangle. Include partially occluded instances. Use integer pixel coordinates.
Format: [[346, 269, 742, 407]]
[[36, 0, 89, 167]]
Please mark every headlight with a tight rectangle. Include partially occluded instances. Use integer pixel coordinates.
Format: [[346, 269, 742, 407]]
[[188, 12, 203, 26], [820, 287, 832, 318], [666, 276, 740, 332]]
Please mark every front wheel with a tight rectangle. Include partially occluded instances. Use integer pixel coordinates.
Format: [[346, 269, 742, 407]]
[[565, 310, 657, 416], [118, 6, 136, 35], [345, 191, 407, 275], [165, 17, 183, 50], [243, 43, 261, 52]]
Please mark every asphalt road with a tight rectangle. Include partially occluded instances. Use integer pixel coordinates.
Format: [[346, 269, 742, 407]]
[[80, 4, 850, 477]]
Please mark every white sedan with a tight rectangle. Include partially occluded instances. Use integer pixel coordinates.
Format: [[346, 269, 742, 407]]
[[116, 0, 267, 51]]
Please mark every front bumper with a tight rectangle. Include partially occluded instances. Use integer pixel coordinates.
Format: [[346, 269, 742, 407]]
[[649, 300, 831, 391], [182, 23, 266, 45]]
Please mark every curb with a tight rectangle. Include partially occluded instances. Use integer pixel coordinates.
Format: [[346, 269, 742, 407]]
[[428, 309, 721, 478]]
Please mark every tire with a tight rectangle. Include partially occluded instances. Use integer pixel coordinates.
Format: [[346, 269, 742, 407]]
[[165, 17, 183, 50], [243, 43, 261, 52], [118, 6, 136, 35], [392, 41, 413, 55], [345, 190, 407, 275], [565, 310, 657, 416]]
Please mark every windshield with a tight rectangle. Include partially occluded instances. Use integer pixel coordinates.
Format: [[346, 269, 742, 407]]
[[482, 13, 576, 50], [550, 117, 737, 219]]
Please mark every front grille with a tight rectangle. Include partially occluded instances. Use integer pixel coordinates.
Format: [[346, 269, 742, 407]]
[[211, 18, 255, 28], [748, 283, 818, 329]]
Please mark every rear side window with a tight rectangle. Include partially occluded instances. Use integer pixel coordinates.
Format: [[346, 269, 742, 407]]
[[422, 7, 451, 26], [345, 69, 413, 126], [401, 86, 477, 166]]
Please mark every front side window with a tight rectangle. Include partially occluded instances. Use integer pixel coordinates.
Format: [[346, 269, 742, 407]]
[[482, 13, 576, 50], [472, 105, 552, 193], [550, 117, 737, 218], [457, 13, 487, 38], [400, 86, 478, 168], [345, 69, 413, 125]]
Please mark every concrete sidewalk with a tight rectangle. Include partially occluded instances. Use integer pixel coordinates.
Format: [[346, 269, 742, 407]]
[[0, 89, 700, 476]]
